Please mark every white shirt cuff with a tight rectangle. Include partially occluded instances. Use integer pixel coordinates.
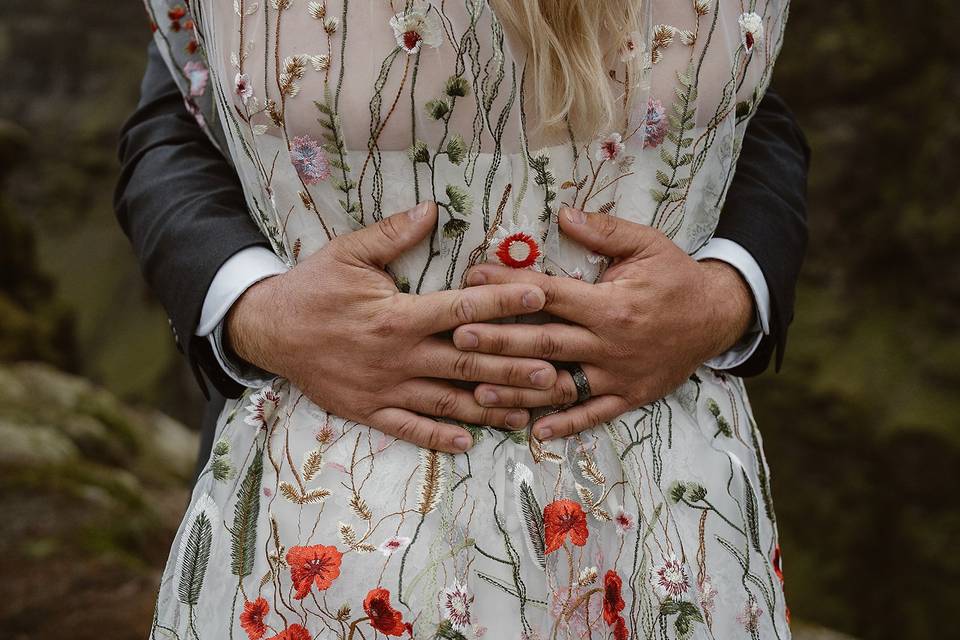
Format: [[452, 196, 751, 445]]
[[693, 238, 771, 371], [197, 246, 289, 387]]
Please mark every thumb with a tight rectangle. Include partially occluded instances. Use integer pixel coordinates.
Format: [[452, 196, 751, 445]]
[[557, 207, 661, 259], [341, 201, 437, 267]]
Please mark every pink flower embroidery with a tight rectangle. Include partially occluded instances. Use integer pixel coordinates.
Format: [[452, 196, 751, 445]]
[[737, 596, 764, 631], [596, 132, 625, 162], [235, 72, 254, 103], [289, 135, 331, 185], [183, 61, 209, 96], [641, 98, 669, 149], [614, 506, 636, 534]]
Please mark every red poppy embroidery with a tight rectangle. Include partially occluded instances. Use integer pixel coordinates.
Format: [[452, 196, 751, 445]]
[[363, 587, 408, 636], [602, 570, 625, 625], [613, 615, 629, 640], [286, 544, 343, 600], [543, 499, 589, 554], [266, 624, 311, 640], [495, 231, 540, 269], [240, 597, 269, 640]]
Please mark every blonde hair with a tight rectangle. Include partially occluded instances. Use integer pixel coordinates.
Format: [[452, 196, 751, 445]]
[[490, 0, 645, 139]]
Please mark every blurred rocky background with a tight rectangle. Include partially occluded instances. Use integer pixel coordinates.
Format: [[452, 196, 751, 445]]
[[0, 1, 957, 639]]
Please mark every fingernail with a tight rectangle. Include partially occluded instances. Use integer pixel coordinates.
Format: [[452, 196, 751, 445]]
[[506, 410, 529, 429], [563, 207, 587, 224], [522, 289, 544, 310], [479, 389, 499, 405], [457, 331, 479, 349], [535, 426, 553, 440], [466, 270, 486, 286], [408, 202, 430, 220], [453, 435, 472, 451], [529, 368, 552, 388]]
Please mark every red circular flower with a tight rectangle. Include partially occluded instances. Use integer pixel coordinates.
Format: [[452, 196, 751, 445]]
[[363, 587, 408, 636], [543, 499, 589, 554], [168, 6, 187, 20], [495, 232, 540, 269], [240, 597, 269, 640], [286, 544, 343, 600], [602, 570, 625, 625]]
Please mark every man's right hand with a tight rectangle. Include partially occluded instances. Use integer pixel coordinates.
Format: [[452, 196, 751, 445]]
[[226, 202, 557, 453]]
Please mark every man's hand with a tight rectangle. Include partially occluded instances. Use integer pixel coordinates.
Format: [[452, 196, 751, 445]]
[[227, 202, 559, 453], [451, 207, 754, 440]]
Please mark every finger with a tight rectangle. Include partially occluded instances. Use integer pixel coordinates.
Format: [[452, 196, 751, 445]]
[[464, 265, 604, 325], [410, 338, 558, 389], [473, 364, 612, 408], [338, 201, 438, 268], [366, 406, 474, 453], [408, 283, 546, 334], [398, 379, 530, 431], [452, 322, 599, 362], [531, 394, 630, 441], [557, 207, 663, 259]]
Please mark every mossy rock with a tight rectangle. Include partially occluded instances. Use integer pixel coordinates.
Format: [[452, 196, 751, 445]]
[[0, 362, 198, 638]]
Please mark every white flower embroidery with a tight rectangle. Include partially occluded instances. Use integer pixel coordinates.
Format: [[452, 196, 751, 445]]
[[244, 387, 282, 428], [651, 553, 690, 598], [738, 12, 764, 53], [390, 5, 443, 54], [377, 535, 411, 557], [441, 581, 474, 630], [596, 132, 625, 162], [235, 72, 254, 103]]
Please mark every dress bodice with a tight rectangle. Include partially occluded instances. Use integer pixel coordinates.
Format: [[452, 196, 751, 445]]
[[147, 0, 787, 291]]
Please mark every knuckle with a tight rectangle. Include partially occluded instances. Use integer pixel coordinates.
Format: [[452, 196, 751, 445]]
[[424, 426, 444, 451], [377, 215, 404, 245], [453, 351, 481, 380], [500, 361, 520, 386], [598, 215, 619, 240], [393, 417, 420, 443], [556, 376, 579, 405], [452, 295, 477, 325], [534, 333, 562, 360], [370, 312, 399, 338], [433, 389, 461, 417]]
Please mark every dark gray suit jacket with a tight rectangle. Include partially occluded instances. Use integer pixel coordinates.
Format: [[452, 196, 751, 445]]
[[115, 42, 810, 472]]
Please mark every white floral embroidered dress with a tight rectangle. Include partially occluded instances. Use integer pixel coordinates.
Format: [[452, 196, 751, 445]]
[[144, 1, 791, 639]]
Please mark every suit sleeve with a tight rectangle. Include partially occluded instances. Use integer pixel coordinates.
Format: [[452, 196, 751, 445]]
[[114, 40, 269, 398], [713, 88, 811, 377]]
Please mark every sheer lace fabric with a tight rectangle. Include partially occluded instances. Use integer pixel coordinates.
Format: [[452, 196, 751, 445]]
[[144, 1, 791, 638]]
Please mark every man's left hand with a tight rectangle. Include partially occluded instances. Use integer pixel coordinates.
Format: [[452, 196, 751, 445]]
[[452, 207, 755, 440]]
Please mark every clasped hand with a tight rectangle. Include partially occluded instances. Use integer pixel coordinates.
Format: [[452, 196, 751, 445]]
[[228, 203, 752, 453]]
